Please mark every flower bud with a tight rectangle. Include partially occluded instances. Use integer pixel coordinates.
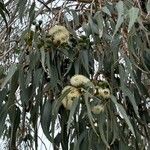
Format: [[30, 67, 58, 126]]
[[70, 74, 90, 87]]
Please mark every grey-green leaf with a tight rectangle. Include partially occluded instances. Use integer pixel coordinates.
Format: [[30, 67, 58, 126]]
[[111, 95, 135, 137], [1, 64, 17, 89], [113, 1, 124, 36], [146, 0, 150, 12], [128, 7, 139, 32]]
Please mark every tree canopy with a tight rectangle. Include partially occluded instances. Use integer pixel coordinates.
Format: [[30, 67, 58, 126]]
[[0, 0, 150, 149]]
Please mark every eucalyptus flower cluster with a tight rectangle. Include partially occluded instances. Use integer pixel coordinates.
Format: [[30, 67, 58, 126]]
[[61, 74, 111, 114], [91, 80, 111, 114], [61, 74, 91, 110], [49, 25, 70, 45]]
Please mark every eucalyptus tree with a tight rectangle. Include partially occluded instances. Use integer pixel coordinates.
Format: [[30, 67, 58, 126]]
[[0, 0, 150, 150]]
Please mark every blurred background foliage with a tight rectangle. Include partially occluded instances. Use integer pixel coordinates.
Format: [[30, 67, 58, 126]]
[[0, 0, 150, 149]]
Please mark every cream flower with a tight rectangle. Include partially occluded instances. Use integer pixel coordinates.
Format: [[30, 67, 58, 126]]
[[49, 25, 69, 45], [98, 87, 111, 99], [62, 98, 74, 110], [53, 32, 69, 44], [61, 86, 80, 110], [49, 25, 68, 35], [70, 74, 90, 87], [91, 105, 104, 114]]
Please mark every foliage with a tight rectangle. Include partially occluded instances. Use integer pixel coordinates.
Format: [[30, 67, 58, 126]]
[[0, 0, 150, 149]]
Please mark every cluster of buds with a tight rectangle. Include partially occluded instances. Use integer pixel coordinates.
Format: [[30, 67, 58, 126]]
[[61, 74, 111, 114], [61, 75, 91, 110], [70, 74, 91, 87], [49, 25, 70, 45], [91, 81, 111, 114], [94, 81, 111, 99], [61, 86, 81, 110]]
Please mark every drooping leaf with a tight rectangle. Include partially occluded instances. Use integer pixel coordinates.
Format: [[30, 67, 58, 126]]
[[41, 100, 53, 142], [89, 17, 99, 35], [94, 11, 104, 38], [40, 48, 47, 72], [121, 85, 139, 117], [102, 6, 111, 16], [147, 0, 150, 12], [0, 1, 9, 27], [80, 50, 90, 75], [98, 114, 110, 148], [29, 2, 35, 25], [111, 95, 135, 137], [67, 98, 79, 134], [113, 1, 124, 36], [1, 64, 17, 89], [128, 7, 139, 32], [73, 130, 88, 150], [17, 0, 27, 23], [84, 93, 98, 136]]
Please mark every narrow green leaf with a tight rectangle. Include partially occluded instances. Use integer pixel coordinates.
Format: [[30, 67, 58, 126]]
[[41, 100, 53, 142], [33, 68, 43, 87], [0, 98, 12, 136], [0, 89, 7, 108], [147, 0, 150, 12], [40, 48, 47, 72], [1, 64, 17, 89], [0, 2, 9, 15], [111, 95, 135, 137], [128, 7, 139, 32], [102, 6, 111, 16], [98, 114, 110, 148], [46, 51, 51, 76], [74, 59, 80, 74], [121, 85, 139, 117], [67, 98, 79, 134], [52, 89, 71, 116], [19, 67, 29, 104], [50, 64, 58, 88], [17, 0, 27, 23], [54, 133, 61, 150], [80, 51, 89, 75], [119, 140, 132, 150], [9, 106, 21, 137], [29, 2, 35, 24], [70, 9, 79, 27], [89, 17, 99, 34], [113, 1, 124, 36], [82, 22, 92, 36], [110, 119, 118, 145], [84, 93, 98, 136], [94, 11, 104, 38], [0, 8, 8, 27], [0, 2, 9, 27], [119, 65, 139, 118], [73, 130, 87, 150], [10, 68, 19, 93]]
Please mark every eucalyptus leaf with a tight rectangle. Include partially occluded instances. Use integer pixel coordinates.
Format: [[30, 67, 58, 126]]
[[128, 7, 139, 32], [147, 0, 150, 12], [1, 64, 17, 89], [111, 95, 135, 137], [102, 6, 111, 16], [67, 98, 79, 134], [41, 100, 53, 142], [17, 0, 27, 23], [98, 114, 110, 148], [113, 1, 124, 36]]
